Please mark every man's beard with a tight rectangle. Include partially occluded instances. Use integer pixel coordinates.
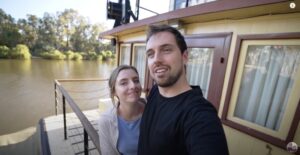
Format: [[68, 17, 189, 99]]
[[154, 66, 183, 88]]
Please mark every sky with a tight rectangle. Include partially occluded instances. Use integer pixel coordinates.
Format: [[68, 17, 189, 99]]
[[0, 0, 170, 29]]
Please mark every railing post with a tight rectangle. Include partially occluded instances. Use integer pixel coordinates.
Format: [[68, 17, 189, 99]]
[[84, 129, 89, 155], [55, 79, 107, 154], [63, 95, 67, 140], [54, 82, 58, 115]]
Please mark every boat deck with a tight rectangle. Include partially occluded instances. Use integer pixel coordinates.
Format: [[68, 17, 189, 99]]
[[42, 109, 101, 155]]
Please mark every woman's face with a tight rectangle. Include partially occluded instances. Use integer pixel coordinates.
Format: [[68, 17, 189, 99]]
[[114, 69, 142, 105]]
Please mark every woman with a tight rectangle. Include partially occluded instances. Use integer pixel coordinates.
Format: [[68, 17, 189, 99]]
[[98, 65, 145, 155]]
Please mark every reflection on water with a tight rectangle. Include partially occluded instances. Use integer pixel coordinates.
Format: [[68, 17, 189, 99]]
[[0, 59, 116, 135]]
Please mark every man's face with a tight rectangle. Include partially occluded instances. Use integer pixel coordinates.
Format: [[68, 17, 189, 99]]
[[146, 31, 188, 87]]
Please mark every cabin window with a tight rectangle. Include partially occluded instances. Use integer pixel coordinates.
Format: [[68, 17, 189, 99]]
[[119, 44, 131, 65], [132, 44, 146, 89], [172, 0, 218, 10], [187, 47, 214, 98], [222, 33, 300, 149], [117, 42, 149, 93], [188, 0, 216, 6], [234, 45, 299, 130], [185, 33, 232, 110], [174, 0, 187, 9]]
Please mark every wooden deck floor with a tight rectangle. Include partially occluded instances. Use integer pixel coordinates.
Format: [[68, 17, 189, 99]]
[[42, 109, 101, 155]]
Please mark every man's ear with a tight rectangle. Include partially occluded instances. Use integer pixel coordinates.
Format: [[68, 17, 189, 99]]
[[182, 50, 188, 64]]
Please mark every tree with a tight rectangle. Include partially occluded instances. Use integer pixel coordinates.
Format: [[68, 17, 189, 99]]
[[71, 18, 90, 52], [35, 13, 57, 54], [17, 15, 39, 55], [0, 9, 21, 47], [57, 9, 78, 51], [89, 24, 106, 53], [0, 8, 112, 57]]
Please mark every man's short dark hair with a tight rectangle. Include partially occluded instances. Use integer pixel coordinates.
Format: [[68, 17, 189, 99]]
[[146, 24, 187, 54]]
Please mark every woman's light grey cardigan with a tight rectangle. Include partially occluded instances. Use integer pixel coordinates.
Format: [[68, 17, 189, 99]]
[[98, 107, 120, 155]]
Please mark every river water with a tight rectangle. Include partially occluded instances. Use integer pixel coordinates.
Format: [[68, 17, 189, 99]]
[[0, 59, 116, 135]]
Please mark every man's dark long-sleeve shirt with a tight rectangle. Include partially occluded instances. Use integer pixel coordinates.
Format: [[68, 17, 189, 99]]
[[138, 85, 229, 155]]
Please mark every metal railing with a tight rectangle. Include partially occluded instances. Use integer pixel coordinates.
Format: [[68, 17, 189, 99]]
[[54, 79, 108, 155]]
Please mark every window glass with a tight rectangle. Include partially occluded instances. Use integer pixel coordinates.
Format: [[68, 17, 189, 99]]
[[186, 47, 214, 98], [174, 0, 186, 10], [119, 45, 131, 65], [132, 45, 146, 88], [234, 45, 300, 130], [187, 0, 217, 6]]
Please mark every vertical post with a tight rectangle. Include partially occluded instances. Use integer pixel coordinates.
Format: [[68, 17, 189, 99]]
[[84, 129, 89, 155], [63, 95, 67, 140], [54, 83, 57, 115], [135, 0, 140, 20], [185, 0, 189, 8]]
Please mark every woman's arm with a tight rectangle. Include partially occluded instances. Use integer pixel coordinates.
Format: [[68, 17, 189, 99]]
[[98, 116, 119, 155]]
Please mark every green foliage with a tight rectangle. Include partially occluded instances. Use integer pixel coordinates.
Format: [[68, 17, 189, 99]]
[[97, 55, 103, 61], [0, 8, 115, 60], [73, 52, 83, 60], [0, 45, 10, 58], [10, 44, 31, 59], [99, 50, 115, 61], [88, 51, 97, 60], [17, 15, 39, 54], [65, 50, 75, 60], [40, 50, 84, 60], [0, 9, 21, 47], [78, 52, 87, 59], [40, 50, 66, 60], [0, 8, 115, 59], [111, 54, 116, 59], [105, 50, 113, 57]]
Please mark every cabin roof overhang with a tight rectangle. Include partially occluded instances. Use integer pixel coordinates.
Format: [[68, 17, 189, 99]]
[[99, 0, 300, 39]]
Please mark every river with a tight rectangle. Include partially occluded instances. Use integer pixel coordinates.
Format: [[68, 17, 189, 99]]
[[0, 59, 116, 135]]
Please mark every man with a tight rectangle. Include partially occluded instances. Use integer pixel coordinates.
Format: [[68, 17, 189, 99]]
[[138, 24, 229, 155]]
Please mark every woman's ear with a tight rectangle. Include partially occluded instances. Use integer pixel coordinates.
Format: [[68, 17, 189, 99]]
[[114, 95, 119, 102]]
